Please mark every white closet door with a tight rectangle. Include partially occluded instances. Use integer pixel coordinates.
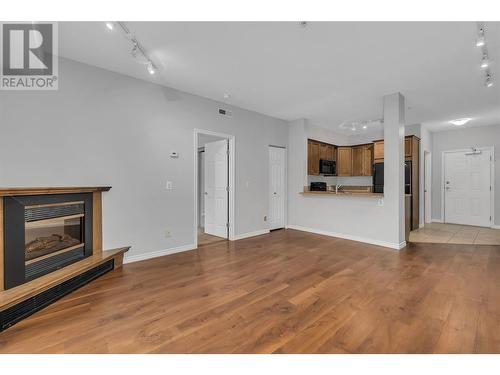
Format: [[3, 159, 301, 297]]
[[204, 140, 228, 238], [269, 146, 286, 230], [444, 149, 491, 227]]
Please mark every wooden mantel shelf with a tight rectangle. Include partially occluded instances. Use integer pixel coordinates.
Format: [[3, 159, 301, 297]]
[[0, 186, 111, 197], [0, 247, 129, 312]]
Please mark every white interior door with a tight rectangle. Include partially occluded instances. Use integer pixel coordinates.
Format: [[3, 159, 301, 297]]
[[444, 149, 491, 227], [269, 146, 286, 230], [204, 139, 228, 238]]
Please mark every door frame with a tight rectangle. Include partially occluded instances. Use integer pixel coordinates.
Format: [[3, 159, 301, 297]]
[[441, 146, 495, 227], [268, 145, 287, 230], [194, 129, 235, 247], [424, 150, 432, 224]]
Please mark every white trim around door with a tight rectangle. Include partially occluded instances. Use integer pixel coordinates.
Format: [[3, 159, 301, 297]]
[[441, 146, 494, 227], [194, 129, 235, 248]]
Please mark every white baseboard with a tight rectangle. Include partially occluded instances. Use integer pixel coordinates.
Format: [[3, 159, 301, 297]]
[[431, 219, 444, 223], [232, 229, 270, 241], [491, 225, 500, 230], [286, 225, 404, 250], [124, 243, 196, 264]]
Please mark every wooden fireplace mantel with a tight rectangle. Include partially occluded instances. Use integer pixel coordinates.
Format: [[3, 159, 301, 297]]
[[0, 186, 111, 197]]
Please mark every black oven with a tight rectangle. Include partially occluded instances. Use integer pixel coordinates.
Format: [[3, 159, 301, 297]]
[[319, 159, 336, 175]]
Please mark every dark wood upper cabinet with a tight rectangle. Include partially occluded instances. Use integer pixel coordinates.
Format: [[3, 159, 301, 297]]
[[307, 140, 320, 175], [337, 147, 352, 176]]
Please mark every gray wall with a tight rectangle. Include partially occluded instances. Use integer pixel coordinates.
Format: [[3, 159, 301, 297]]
[[0, 58, 288, 260], [431, 124, 500, 225]]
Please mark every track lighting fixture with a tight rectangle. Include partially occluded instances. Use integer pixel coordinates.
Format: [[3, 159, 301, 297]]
[[339, 119, 383, 132], [108, 22, 159, 76]]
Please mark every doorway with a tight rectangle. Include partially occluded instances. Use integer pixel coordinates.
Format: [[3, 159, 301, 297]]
[[194, 130, 235, 247], [409, 146, 498, 245], [268, 146, 286, 230], [443, 147, 493, 227]]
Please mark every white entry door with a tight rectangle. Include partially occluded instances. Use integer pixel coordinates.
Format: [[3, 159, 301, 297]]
[[269, 146, 286, 230], [444, 149, 492, 227], [204, 139, 228, 238]]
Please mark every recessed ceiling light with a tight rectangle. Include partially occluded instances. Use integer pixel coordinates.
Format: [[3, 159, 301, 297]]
[[223, 93, 231, 99], [105, 22, 114, 31], [362, 125, 367, 129], [449, 118, 472, 126]]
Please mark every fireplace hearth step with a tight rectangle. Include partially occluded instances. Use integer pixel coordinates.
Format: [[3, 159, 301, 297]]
[[0, 247, 129, 317], [1, 259, 114, 332]]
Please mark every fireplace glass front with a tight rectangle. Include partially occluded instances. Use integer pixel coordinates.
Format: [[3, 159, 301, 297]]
[[25, 201, 85, 264]]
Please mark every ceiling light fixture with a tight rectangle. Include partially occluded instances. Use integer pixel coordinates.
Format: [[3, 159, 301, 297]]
[[147, 61, 156, 75], [114, 22, 159, 76], [449, 118, 472, 126], [476, 27, 485, 47], [105, 22, 114, 31], [480, 54, 490, 69], [339, 119, 383, 132], [485, 73, 493, 87]]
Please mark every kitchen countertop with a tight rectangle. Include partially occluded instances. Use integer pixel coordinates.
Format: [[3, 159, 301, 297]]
[[299, 186, 411, 198], [300, 189, 384, 198]]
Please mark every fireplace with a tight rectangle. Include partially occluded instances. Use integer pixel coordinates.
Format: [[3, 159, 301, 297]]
[[3, 193, 93, 289]]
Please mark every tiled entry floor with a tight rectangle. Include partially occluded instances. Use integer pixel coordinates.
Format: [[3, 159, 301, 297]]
[[409, 222, 500, 245]]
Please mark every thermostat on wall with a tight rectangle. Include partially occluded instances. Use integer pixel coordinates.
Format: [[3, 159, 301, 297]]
[[169, 151, 179, 158]]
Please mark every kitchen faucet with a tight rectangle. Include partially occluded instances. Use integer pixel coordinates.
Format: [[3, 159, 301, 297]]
[[335, 184, 343, 194]]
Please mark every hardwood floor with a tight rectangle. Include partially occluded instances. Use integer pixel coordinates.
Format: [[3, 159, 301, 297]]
[[0, 229, 499, 353]]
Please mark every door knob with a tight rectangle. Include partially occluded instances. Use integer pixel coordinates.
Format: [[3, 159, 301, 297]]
[[204, 192, 208, 195], [273, 192, 277, 195]]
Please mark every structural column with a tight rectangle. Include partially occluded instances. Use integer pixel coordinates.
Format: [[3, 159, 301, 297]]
[[383, 92, 406, 247]]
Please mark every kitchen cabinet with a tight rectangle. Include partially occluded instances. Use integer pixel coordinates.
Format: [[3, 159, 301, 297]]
[[405, 137, 412, 160], [351, 146, 363, 176], [374, 140, 384, 162], [308, 140, 336, 176], [352, 145, 373, 177], [362, 144, 374, 176], [337, 147, 352, 176], [307, 140, 320, 175]]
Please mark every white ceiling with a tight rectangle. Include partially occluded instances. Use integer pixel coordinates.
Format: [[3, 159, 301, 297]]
[[58, 21, 500, 133]]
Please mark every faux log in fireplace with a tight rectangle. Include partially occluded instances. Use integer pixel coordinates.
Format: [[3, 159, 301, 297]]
[[0, 187, 129, 331]]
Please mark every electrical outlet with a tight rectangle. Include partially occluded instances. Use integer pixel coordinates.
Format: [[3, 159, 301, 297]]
[[166, 181, 173, 190], [377, 198, 384, 206], [164, 229, 172, 238], [263, 215, 267, 222]]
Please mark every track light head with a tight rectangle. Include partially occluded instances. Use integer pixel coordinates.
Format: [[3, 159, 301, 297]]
[[147, 61, 156, 75], [480, 54, 490, 69], [476, 27, 485, 47], [485, 74, 493, 87]]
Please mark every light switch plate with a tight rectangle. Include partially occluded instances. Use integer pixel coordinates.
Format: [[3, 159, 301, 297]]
[[166, 181, 173, 190]]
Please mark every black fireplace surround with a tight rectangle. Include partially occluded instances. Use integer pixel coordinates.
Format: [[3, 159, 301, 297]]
[[3, 193, 93, 290]]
